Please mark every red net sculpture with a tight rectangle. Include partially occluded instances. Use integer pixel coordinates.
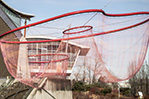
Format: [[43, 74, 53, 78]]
[[0, 9, 149, 88]]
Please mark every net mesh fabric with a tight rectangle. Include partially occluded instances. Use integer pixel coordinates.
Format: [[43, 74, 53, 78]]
[[0, 41, 70, 88], [0, 9, 149, 88]]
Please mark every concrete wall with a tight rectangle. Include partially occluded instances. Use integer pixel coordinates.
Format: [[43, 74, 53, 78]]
[[27, 78, 73, 99]]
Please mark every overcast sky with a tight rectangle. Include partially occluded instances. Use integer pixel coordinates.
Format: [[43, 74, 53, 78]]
[[3, 0, 149, 23]]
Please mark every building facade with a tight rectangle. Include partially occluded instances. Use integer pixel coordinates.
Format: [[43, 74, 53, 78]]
[[0, 0, 34, 77]]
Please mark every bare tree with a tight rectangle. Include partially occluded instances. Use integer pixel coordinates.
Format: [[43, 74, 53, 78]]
[[82, 57, 87, 82], [128, 61, 139, 96], [86, 64, 92, 84], [73, 65, 82, 81], [84, 55, 102, 84], [129, 60, 149, 96], [92, 57, 101, 83], [145, 61, 149, 95], [72, 55, 102, 84]]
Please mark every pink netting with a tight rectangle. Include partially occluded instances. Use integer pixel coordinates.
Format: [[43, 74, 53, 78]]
[[0, 41, 70, 88], [0, 9, 149, 88]]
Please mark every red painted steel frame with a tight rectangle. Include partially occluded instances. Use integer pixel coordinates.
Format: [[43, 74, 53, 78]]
[[0, 9, 149, 44], [63, 26, 93, 34]]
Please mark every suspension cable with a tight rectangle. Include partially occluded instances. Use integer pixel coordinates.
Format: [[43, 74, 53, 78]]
[[83, 0, 113, 26], [102, 0, 113, 10]]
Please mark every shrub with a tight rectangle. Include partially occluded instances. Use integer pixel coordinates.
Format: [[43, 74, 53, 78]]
[[89, 87, 100, 94], [84, 84, 92, 91], [72, 81, 86, 91], [120, 88, 130, 96], [100, 88, 112, 95], [92, 82, 101, 88]]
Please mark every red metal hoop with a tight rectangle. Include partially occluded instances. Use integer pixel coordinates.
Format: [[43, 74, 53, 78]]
[[63, 25, 93, 35], [29, 53, 69, 63]]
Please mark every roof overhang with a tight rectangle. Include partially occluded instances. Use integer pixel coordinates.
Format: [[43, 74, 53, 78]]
[[0, 0, 35, 20]]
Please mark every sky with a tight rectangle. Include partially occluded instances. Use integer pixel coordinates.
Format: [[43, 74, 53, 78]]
[[3, 0, 149, 24]]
